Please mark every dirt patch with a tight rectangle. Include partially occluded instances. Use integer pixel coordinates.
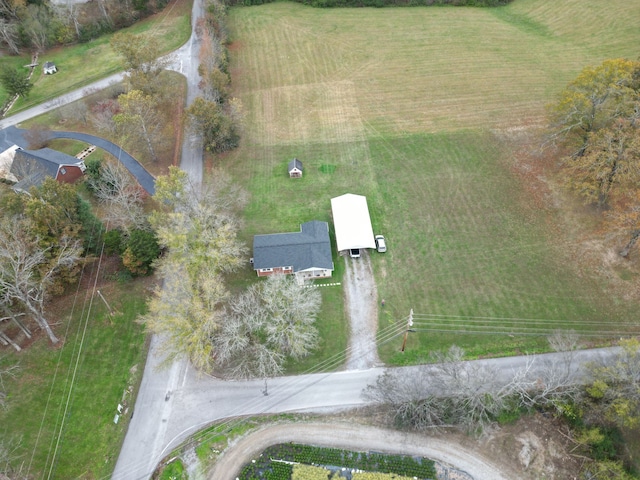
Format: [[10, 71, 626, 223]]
[[342, 252, 381, 370]]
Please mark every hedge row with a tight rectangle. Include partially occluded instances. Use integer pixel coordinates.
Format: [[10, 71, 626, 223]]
[[228, 0, 512, 8]]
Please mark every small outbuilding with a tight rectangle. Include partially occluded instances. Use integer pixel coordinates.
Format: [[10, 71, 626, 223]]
[[43, 62, 57, 75], [288, 158, 303, 178]]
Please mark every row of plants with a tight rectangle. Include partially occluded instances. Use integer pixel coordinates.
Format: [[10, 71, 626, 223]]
[[239, 443, 436, 479]]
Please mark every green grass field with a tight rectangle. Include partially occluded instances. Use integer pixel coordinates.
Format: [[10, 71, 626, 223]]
[[225, 0, 640, 364], [0, 276, 148, 478]]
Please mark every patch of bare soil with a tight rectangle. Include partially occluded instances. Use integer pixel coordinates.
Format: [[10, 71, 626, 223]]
[[206, 412, 583, 480], [500, 127, 640, 301], [342, 252, 381, 370]]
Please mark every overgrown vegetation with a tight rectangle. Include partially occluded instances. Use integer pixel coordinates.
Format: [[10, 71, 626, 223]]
[[185, 0, 240, 153], [0, 0, 173, 55]]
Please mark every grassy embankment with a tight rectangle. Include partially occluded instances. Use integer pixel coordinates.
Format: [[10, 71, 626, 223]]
[[224, 0, 640, 369], [0, 2, 191, 478], [0, 0, 192, 113]]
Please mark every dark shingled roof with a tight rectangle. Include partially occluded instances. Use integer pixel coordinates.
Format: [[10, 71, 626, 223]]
[[288, 158, 303, 172], [11, 148, 83, 191], [253, 220, 333, 272]]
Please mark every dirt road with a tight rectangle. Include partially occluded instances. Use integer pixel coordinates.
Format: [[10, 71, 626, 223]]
[[343, 253, 381, 369], [208, 422, 519, 480]]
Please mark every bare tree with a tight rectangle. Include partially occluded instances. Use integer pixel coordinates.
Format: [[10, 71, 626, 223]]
[[0, 435, 27, 479], [0, 18, 19, 55], [365, 344, 583, 434], [0, 222, 83, 344], [91, 161, 147, 232], [215, 275, 321, 379], [90, 99, 120, 136]]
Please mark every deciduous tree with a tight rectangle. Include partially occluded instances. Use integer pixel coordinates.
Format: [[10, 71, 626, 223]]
[[0, 221, 82, 344], [110, 31, 169, 95], [88, 160, 147, 232], [215, 275, 321, 379], [548, 58, 639, 156], [586, 338, 640, 429], [114, 89, 166, 162], [140, 260, 227, 371], [564, 118, 640, 206], [185, 96, 238, 153]]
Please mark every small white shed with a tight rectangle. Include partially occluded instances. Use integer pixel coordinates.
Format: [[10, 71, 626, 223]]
[[43, 62, 57, 75]]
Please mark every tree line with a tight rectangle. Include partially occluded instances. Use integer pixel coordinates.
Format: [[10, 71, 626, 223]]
[[0, 0, 171, 55]]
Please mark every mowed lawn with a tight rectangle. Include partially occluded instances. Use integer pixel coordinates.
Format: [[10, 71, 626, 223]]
[[225, 0, 640, 364]]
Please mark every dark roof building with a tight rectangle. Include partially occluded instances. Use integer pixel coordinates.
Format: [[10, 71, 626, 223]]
[[10, 148, 85, 192], [253, 220, 334, 281], [288, 158, 303, 178]]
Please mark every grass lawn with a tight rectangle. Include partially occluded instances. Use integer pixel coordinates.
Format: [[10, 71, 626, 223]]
[[0, 0, 192, 113], [225, 0, 640, 365], [0, 269, 151, 479]]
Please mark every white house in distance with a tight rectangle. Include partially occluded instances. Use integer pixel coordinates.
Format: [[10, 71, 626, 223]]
[[330, 193, 375, 255]]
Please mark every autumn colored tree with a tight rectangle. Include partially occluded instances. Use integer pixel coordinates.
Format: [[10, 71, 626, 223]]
[[114, 89, 167, 162], [140, 168, 247, 371], [185, 96, 238, 153], [564, 118, 640, 206], [110, 31, 169, 96], [586, 338, 640, 430], [548, 58, 639, 156]]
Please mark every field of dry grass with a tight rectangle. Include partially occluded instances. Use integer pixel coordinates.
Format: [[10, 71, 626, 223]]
[[225, 0, 640, 363]]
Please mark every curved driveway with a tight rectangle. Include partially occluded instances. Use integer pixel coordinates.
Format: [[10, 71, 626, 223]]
[[48, 130, 156, 195]]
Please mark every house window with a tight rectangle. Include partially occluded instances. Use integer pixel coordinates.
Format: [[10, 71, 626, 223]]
[[260, 268, 273, 272], [60, 167, 67, 175]]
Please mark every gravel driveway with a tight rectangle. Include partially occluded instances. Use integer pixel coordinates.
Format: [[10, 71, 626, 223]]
[[343, 252, 381, 370], [208, 422, 517, 480]]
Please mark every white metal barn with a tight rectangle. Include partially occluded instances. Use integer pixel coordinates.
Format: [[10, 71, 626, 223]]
[[330, 193, 376, 253]]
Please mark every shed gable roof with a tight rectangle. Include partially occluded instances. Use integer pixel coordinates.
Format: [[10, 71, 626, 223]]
[[253, 220, 333, 272], [288, 158, 303, 172]]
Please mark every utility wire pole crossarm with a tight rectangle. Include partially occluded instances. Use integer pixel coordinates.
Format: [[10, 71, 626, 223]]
[[401, 309, 414, 352]]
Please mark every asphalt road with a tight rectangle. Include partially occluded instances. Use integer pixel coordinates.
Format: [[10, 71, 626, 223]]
[[112, 345, 619, 480]]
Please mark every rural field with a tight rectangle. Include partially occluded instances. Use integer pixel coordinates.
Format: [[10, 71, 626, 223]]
[[224, 0, 640, 364]]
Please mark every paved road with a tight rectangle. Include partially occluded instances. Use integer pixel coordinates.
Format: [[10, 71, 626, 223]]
[[113, 346, 619, 479], [112, 0, 204, 477], [0, 73, 126, 130], [48, 130, 156, 194]]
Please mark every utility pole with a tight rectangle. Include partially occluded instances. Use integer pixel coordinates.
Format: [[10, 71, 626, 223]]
[[401, 309, 414, 353]]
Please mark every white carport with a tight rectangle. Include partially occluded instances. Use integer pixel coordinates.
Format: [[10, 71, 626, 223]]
[[330, 193, 376, 253]]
